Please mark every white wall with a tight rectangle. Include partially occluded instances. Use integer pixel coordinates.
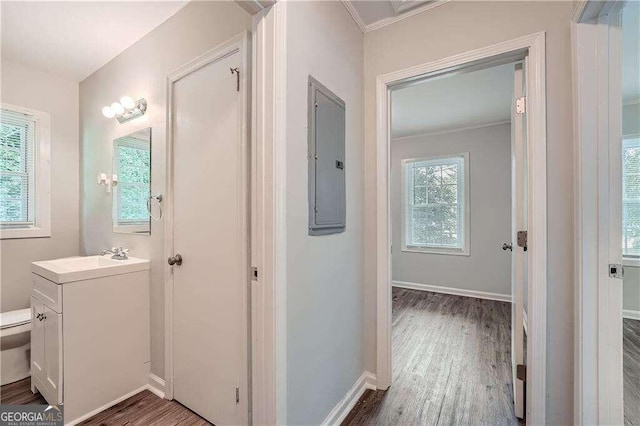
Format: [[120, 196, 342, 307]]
[[391, 124, 512, 297], [363, 2, 575, 423], [79, 1, 251, 379], [284, 1, 365, 424], [0, 61, 79, 312]]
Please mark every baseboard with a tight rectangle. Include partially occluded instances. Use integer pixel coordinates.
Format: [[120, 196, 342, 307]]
[[623, 309, 640, 321], [147, 373, 166, 399], [66, 385, 147, 426], [321, 371, 376, 426], [392, 281, 512, 303]]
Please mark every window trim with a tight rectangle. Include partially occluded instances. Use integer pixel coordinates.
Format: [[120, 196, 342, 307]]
[[0, 103, 51, 239], [400, 152, 470, 256], [622, 134, 640, 261]]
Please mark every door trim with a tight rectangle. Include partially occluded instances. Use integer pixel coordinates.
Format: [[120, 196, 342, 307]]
[[163, 31, 251, 414], [374, 32, 547, 424], [572, 2, 625, 424]]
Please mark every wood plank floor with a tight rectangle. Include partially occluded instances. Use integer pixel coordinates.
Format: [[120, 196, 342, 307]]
[[0, 378, 46, 405], [0, 379, 209, 425], [343, 288, 519, 426], [624, 318, 640, 426]]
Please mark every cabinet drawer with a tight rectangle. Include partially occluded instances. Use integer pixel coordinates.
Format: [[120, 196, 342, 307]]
[[32, 274, 62, 313]]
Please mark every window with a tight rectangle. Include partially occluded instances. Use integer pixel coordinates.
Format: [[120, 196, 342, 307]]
[[623, 137, 640, 258], [0, 104, 50, 239], [402, 153, 469, 255], [113, 138, 151, 227]]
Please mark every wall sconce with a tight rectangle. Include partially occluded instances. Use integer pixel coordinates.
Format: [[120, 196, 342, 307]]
[[98, 173, 118, 193], [102, 96, 147, 123]]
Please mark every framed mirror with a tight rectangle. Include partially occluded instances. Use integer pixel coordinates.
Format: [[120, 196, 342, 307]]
[[112, 128, 151, 235]]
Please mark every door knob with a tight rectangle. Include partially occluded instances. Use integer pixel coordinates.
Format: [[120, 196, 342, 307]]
[[502, 242, 513, 251], [168, 254, 183, 266]]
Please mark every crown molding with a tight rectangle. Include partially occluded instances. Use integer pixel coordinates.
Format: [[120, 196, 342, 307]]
[[342, 0, 450, 34], [341, 0, 367, 33], [391, 119, 511, 142]]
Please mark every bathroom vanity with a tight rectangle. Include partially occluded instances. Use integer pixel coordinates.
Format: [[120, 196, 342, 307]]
[[31, 255, 150, 425]]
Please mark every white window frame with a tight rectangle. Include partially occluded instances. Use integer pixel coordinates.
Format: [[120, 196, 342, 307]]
[[401, 152, 470, 256], [622, 134, 640, 266], [0, 103, 51, 239]]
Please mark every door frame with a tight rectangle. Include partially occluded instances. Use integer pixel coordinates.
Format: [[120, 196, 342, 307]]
[[375, 32, 548, 424], [572, 1, 625, 424], [163, 31, 251, 412]]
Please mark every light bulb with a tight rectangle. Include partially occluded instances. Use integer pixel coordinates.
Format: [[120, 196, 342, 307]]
[[102, 106, 115, 118], [111, 102, 125, 115], [120, 96, 136, 110]]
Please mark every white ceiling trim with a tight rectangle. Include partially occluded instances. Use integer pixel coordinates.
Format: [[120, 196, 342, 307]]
[[341, 0, 367, 32], [341, 0, 450, 33], [391, 119, 511, 142]]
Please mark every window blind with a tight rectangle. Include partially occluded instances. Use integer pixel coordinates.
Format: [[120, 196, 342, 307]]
[[623, 138, 640, 257], [0, 108, 36, 227]]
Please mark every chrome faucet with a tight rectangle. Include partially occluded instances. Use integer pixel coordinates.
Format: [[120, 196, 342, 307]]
[[101, 247, 130, 260]]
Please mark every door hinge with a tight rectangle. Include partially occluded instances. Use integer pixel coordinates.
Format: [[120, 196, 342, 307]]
[[609, 263, 624, 279], [516, 97, 526, 114], [517, 364, 527, 382], [251, 267, 258, 281], [517, 230, 528, 251], [236, 386, 240, 404]]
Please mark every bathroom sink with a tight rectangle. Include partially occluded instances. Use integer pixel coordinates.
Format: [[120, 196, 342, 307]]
[[31, 255, 149, 284]]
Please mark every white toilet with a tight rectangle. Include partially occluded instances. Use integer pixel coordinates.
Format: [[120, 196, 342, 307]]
[[1, 308, 32, 386]]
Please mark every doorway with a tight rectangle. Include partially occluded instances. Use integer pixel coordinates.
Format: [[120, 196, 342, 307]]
[[383, 60, 524, 423], [373, 33, 548, 424], [164, 33, 251, 426]]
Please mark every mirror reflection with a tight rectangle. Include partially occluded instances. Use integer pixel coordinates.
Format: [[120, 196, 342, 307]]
[[112, 128, 151, 235]]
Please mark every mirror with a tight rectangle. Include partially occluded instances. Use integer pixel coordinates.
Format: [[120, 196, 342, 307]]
[[112, 128, 151, 235]]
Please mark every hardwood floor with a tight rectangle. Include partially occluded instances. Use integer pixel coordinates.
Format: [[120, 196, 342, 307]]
[[0, 379, 209, 425], [343, 288, 518, 425], [625, 318, 640, 426], [0, 378, 46, 405]]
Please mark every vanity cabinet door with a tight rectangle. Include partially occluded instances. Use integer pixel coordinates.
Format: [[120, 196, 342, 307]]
[[43, 305, 63, 404], [30, 297, 45, 382]]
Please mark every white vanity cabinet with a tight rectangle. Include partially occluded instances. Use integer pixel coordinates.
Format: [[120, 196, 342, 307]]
[[31, 256, 150, 425], [30, 274, 63, 405]]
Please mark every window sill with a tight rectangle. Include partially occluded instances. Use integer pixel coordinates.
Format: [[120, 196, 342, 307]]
[[1, 226, 51, 240], [402, 246, 470, 256], [623, 257, 640, 268]]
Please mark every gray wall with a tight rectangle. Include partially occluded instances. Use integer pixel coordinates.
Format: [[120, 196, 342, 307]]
[[363, 2, 575, 423], [391, 124, 512, 297], [79, 1, 251, 379], [284, 1, 365, 424], [0, 61, 80, 312], [624, 102, 640, 313]]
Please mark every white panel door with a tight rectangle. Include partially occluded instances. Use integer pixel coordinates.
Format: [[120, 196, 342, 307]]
[[511, 62, 527, 419], [171, 48, 249, 425], [30, 297, 44, 382], [43, 306, 62, 404]]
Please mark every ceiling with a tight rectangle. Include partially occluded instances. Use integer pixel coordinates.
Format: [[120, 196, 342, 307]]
[[343, 0, 448, 32], [623, 0, 640, 103], [1, 1, 189, 83], [391, 63, 515, 139]]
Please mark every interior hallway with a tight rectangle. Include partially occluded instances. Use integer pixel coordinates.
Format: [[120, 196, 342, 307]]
[[343, 288, 518, 425]]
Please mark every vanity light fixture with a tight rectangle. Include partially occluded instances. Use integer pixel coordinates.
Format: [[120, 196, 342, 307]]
[[102, 96, 147, 123]]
